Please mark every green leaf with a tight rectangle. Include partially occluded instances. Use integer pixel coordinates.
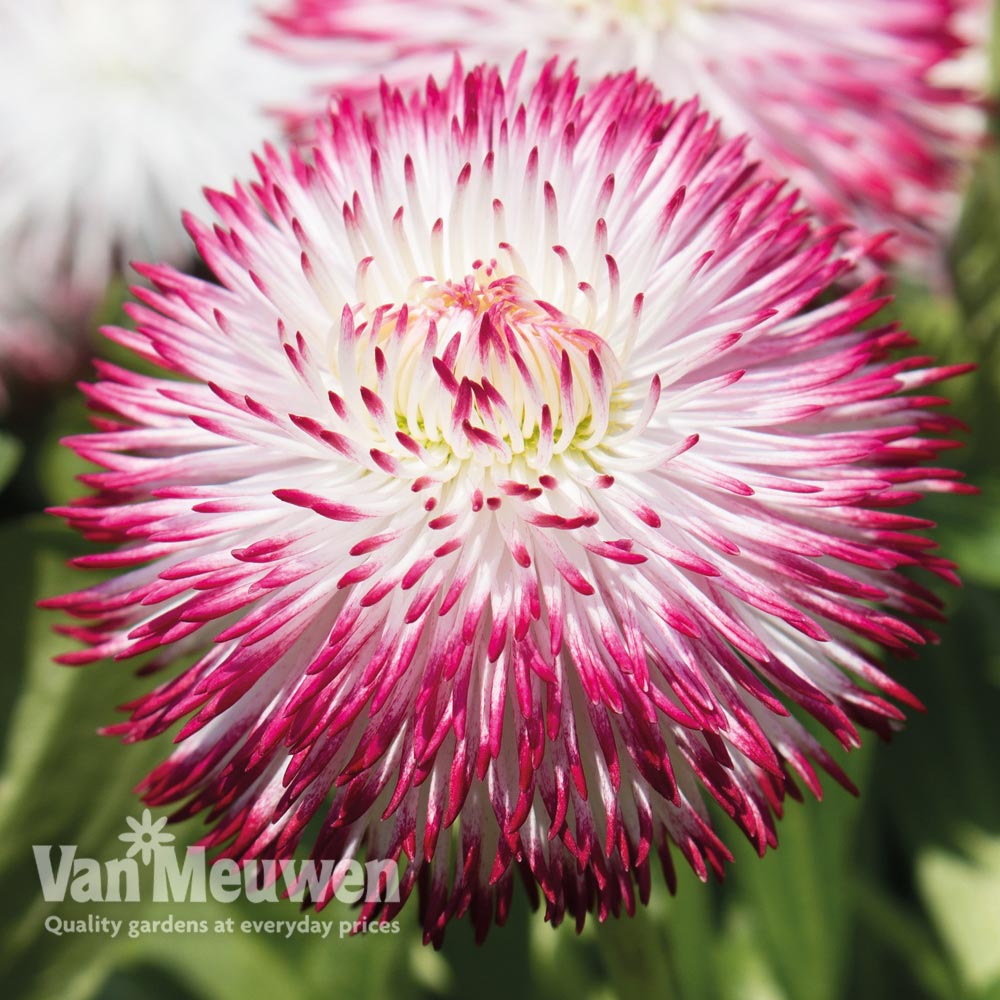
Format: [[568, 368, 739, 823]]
[[0, 516, 162, 995], [0, 430, 23, 492], [850, 882, 960, 1000], [714, 903, 790, 1000], [918, 829, 1000, 996]]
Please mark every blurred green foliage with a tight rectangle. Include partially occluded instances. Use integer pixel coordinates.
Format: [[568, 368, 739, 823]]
[[1, 21, 999, 1000]]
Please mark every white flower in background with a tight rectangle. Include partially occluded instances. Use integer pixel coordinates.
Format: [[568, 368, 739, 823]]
[[0, 272, 88, 410], [0, 0, 311, 292]]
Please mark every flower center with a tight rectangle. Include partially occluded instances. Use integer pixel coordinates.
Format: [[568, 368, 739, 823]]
[[567, 0, 704, 30], [57, 0, 184, 90], [342, 272, 623, 474]]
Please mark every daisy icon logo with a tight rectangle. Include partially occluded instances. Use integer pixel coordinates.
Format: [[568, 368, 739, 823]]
[[118, 809, 175, 866]]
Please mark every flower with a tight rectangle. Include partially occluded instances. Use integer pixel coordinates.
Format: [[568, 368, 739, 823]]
[[261, 0, 986, 270], [47, 60, 970, 945], [0, 274, 90, 411], [0, 0, 311, 293], [0, 309, 75, 412], [119, 809, 176, 865]]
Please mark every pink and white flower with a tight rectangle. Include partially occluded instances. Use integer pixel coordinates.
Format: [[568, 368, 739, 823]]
[[261, 0, 987, 270], [0, 276, 91, 411], [48, 61, 970, 944]]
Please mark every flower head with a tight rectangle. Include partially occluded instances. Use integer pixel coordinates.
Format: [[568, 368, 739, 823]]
[[48, 61, 969, 945], [0, 273, 90, 411], [262, 0, 986, 269], [0, 0, 311, 292]]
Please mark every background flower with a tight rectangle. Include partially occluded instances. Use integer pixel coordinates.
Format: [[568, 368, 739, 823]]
[[48, 60, 968, 945], [0, 276, 87, 413], [261, 0, 987, 271], [0, 0, 312, 404], [0, 0, 314, 289]]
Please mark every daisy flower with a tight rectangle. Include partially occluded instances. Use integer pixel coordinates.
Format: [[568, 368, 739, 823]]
[[47, 60, 970, 945], [0, 0, 312, 292], [0, 275, 89, 411], [261, 0, 987, 270]]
